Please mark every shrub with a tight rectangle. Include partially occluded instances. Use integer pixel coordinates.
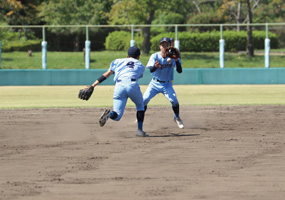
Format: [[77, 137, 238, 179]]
[[2, 39, 41, 52], [0, 28, 42, 52], [105, 30, 279, 52], [105, 31, 144, 51], [153, 31, 278, 52], [105, 31, 129, 50]]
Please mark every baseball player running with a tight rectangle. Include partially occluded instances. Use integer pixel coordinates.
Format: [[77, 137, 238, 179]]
[[143, 37, 184, 129], [78, 46, 148, 137]]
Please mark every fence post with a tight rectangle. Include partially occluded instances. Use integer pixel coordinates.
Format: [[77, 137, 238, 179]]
[[174, 25, 180, 50], [219, 24, 225, 68], [0, 41, 1, 69], [41, 26, 47, 70], [265, 23, 270, 68], [85, 26, 91, 69], [130, 25, 135, 47]]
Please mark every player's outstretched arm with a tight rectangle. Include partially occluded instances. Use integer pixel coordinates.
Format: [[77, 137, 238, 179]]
[[78, 69, 113, 101], [91, 69, 114, 88]]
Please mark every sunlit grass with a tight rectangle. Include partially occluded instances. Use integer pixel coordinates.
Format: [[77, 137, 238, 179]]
[[0, 85, 284, 109], [1, 50, 284, 69]]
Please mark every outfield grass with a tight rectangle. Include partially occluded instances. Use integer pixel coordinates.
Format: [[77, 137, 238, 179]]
[[0, 85, 284, 109], [1, 50, 285, 69]]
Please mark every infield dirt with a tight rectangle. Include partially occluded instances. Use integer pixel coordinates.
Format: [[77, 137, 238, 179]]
[[0, 105, 284, 200]]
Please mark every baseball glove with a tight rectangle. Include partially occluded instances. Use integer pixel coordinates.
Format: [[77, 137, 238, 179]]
[[78, 85, 94, 101], [166, 47, 180, 59]]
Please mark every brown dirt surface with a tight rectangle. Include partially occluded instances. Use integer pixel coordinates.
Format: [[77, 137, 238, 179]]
[[0, 105, 284, 200]]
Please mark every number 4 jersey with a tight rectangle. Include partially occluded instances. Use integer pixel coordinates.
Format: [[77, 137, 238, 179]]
[[109, 58, 145, 83]]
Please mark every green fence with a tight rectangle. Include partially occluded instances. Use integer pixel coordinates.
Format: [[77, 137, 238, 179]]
[[0, 68, 284, 86]]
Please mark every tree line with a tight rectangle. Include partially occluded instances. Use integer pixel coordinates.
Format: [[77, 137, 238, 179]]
[[1, 0, 284, 56]]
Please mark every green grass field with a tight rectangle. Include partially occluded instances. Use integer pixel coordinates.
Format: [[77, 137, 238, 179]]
[[0, 85, 284, 109], [1, 50, 285, 69]]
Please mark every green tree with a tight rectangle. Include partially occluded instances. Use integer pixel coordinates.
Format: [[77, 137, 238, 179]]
[[216, 0, 284, 24], [187, 1, 223, 22], [0, 0, 42, 40], [253, 0, 285, 23], [151, 12, 185, 35], [39, 0, 112, 26], [108, 0, 192, 54], [246, 0, 254, 57], [108, 0, 157, 54], [0, 0, 42, 25], [38, 0, 112, 51], [217, 0, 256, 56]]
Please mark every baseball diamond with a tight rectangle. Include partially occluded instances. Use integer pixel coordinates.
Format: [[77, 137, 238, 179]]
[[0, 105, 284, 199], [1, 1, 285, 199]]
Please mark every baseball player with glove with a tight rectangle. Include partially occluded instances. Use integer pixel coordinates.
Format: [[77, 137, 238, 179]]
[[169, 37, 182, 66], [78, 46, 148, 137], [143, 37, 184, 129]]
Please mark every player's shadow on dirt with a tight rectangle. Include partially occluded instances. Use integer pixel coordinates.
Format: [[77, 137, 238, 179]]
[[149, 133, 199, 138]]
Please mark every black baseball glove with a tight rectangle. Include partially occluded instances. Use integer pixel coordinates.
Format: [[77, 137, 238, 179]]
[[166, 47, 180, 59], [78, 85, 94, 101]]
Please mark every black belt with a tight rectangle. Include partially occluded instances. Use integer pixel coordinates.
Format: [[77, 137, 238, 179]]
[[117, 78, 136, 83], [153, 77, 168, 83]]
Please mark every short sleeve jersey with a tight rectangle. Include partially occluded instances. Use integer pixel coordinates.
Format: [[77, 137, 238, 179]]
[[109, 58, 145, 83], [146, 52, 181, 82]]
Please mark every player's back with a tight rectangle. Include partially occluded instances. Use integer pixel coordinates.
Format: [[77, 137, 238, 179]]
[[110, 58, 145, 83]]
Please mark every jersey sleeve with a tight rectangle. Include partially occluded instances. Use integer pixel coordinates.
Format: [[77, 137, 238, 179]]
[[146, 54, 156, 69], [174, 58, 182, 68], [178, 58, 181, 64], [109, 60, 116, 72]]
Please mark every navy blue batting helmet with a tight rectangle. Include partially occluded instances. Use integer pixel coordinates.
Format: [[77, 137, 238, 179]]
[[160, 37, 171, 44], [128, 46, 141, 58]]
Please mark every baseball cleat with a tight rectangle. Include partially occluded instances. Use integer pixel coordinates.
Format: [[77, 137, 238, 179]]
[[174, 117, 184, 129], [99, 109, 110, 127], [136, 129, 149, 137]]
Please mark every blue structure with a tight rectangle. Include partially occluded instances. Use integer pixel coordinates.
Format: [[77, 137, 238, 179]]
[[0, 68, 284, 86], [0, 41, 1, 69]]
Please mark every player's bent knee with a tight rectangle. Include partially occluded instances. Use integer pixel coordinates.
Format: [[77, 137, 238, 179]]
[[143, 102, 149, 107], [112, 114, 122, 121], [110, 111, 120, 121], [171, 101, 179, 107], [136, 105, 144, 111], [143, 98, 150, 106]]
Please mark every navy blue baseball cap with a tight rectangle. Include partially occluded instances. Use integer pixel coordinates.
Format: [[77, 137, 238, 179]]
[[128, 46, 141, 57], [160, 37, 171, 44]]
